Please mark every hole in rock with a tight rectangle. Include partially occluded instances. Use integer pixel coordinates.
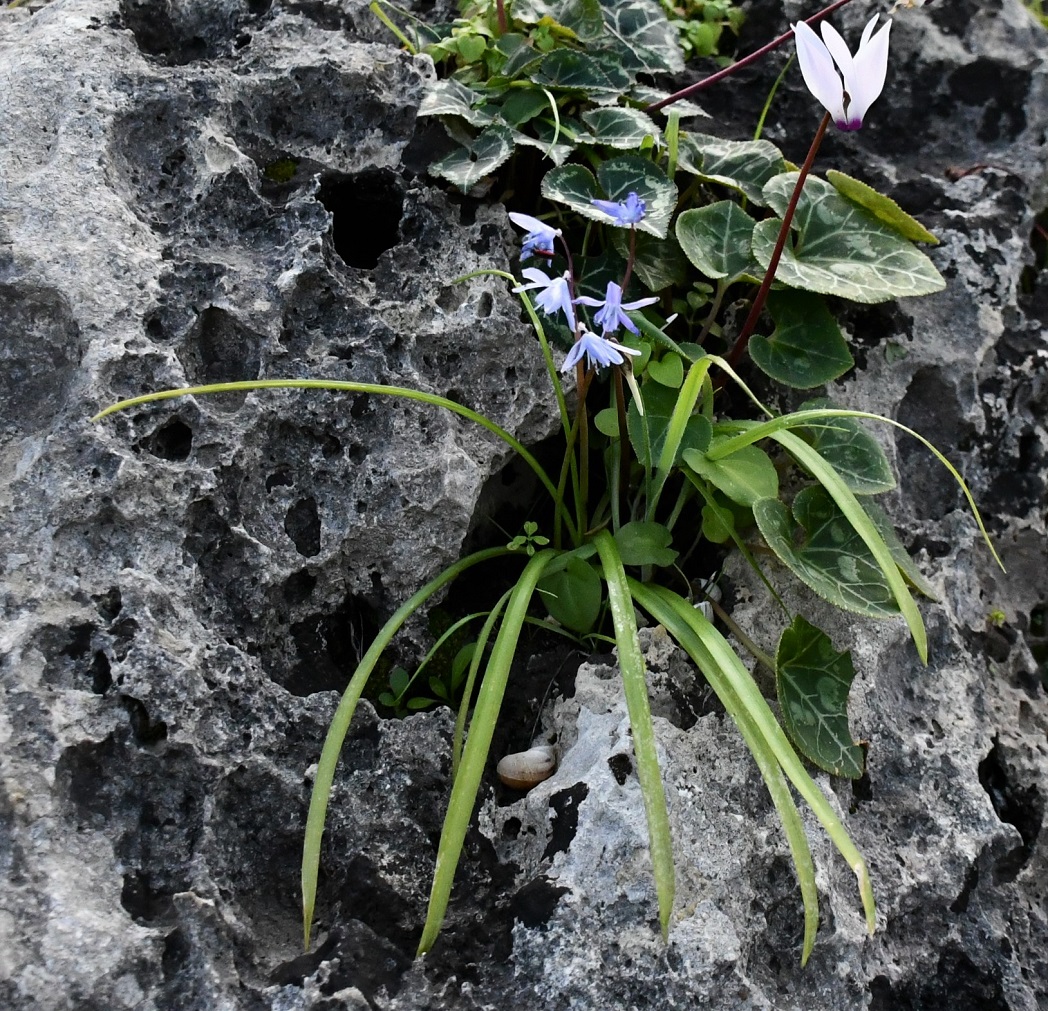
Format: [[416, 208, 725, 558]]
[[284, 496, 322, 557], [136, 418, 193, 461], [542, 783, 588, 860], [318, 170, 403, 269], [511, 877, 570, 928], [978, 739, 1042, 881]]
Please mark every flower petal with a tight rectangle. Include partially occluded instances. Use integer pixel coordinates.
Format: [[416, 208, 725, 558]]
[[793, 21, 847, 125], [847, 18, 891, 127], [508, 212, 547, 233]]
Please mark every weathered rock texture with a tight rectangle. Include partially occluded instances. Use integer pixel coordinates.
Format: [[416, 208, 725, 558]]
[[0, 0, 1045, 1008]]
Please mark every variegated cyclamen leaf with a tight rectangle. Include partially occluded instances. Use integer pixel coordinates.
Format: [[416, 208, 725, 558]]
[[799, 398, 895, 495], [531, 49, 627, 96], [748, 291, 853, 389], [419, 79, 496, 127], [599, 0, 685, 74], [597, 156, 677, 239], [610, 229, 689, 292], [580, 106, 660, 150], [675, 200, 759, 282], [776, 616, 865, 780], [826, 170, 939, 245], [429, 126, 514, 191], [753, 486, 900, 618], [753, 174, 946, 304], [675, 133, 787, 205], [512, 0, 606, 40]]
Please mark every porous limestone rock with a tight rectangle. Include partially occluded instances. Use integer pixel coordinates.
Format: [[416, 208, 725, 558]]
[[0, 0, 1045, 1009]]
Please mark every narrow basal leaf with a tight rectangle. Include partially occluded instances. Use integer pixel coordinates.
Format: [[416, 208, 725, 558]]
[[826, 170, 939, 245], [676, 200, 759, 281], [776, 616, 865, 780], [864, 499, 938, 600], [748, 291, 853, 389], [753, 174, 946, 304], [753, 487, 899, 618]]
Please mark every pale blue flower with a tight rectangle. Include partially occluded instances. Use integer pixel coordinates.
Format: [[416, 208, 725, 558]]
[[793, 16, 892, 131], [575, 281, 659, 336], [513, 268, 576, 330], [561, 327, 642, 373], [508, 211, 561, 260], [591, 191, 646, 226]]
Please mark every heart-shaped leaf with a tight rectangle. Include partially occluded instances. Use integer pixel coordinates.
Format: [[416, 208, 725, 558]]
[[647, 352, 684, 388], [676, 200, 759, 281], [753, 174, 946, 304], [538, 554, 603, 632], [748, 291, 853, 389], [799, 398, 895, 495], [753, 486, 899, 617], [581, 106, 660, 149], [684, 441, 779, 506], [776, 616, 865, 779], [614, 520, 678, 567], [598, 0, 685, 74], [628, 383, 712, 467], [676, 133, 786, 205], [430, 126, 514, 191]]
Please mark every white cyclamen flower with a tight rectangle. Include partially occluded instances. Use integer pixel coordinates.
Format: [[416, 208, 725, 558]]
[[792, 15, 892, 131]]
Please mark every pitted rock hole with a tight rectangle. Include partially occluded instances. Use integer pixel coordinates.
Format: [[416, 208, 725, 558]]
[[978, 740, 1043, 882], [177, 306, 262, 391], [119, 0, 273, 66], [284, 496, 321, 557], [318, 171, 403, 270], [136, 418, 194, 461]]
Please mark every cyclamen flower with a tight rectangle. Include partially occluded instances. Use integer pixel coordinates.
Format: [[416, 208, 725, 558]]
[[513, 268, 576, 331], [561, 327, 642, 373], [508, 211, 561, 260], [575, 281, 658, 336], [591, 191, 646, 226], [792, 16, 892, 131]]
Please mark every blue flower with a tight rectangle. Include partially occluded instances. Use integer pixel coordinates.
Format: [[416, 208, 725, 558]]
[[575, 281, 658, 336], [513, 268, 577, 331], [508, 211, 561, 260], [591, 191, 646, 226], [793, 16, 892, 131], [561, 327, 642, 373]]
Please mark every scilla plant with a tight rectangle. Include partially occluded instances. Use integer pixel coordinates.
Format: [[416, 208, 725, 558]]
[[95, 0, 1002, 966]]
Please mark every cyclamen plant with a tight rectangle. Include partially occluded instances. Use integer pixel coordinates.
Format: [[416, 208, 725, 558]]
[[96, 0, 1003, 967]]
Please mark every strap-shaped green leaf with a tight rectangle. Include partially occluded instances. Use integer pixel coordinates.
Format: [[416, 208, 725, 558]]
[[628, 381, 712, 469], [753, 174, 946, 304], [776, 616, 865, 780], [594, 532, 676, 939], [629, 580, 877, 962], [770, 429, 927, 662], [418, 550, 555, 954], [749, 291, 854, 390]]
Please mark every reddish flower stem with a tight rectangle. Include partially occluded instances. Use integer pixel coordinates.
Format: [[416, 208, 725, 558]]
[[726, 111, 831, 369], [645, 0, 857, 114]]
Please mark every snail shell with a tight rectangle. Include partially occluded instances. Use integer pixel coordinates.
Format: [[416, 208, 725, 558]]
[[497, 745, 556, 791]]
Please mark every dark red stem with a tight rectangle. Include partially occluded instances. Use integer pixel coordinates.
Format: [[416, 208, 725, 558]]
[[726, 112, 831, 369], [496, 0, 507, 35], [645, 0, 857, 114]]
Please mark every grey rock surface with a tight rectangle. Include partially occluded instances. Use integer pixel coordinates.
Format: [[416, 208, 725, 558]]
[[0, 0, 1046, 1009]]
